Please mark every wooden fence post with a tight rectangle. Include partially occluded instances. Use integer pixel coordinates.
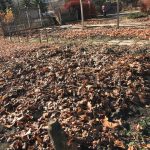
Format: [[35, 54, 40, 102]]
[[45, 28, 48, 43], [9, 32, 12, 42], [26, 30, 29, 42], [17, 31, 21, 42], [39, 29, 42, 43], [117, 0, 120, 29]]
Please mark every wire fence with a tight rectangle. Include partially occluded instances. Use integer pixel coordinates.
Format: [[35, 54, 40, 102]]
[[0, 0, 146, 41], [1, 6, 48, 35]]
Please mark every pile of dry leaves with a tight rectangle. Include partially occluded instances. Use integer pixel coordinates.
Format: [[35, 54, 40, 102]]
[[67, 17, 150, 26], [53, 28, 150, 40], [0, 38, 57, 58], [0, 43, 149, 150]]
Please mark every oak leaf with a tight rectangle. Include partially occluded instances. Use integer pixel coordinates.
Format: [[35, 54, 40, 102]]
[[101, 116, 121, 129], [128, 145, 136, 150], [114, 140, 125, 149]]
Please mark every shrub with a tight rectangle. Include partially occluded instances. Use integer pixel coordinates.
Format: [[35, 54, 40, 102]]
[[0, 8, 14, 24], [3, 8, 14, 24]]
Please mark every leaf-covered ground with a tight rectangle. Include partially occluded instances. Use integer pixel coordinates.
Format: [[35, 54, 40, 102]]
[[0, 29, 150, 150], [52, 28, 150, 40], [67, 17, 150, 26]]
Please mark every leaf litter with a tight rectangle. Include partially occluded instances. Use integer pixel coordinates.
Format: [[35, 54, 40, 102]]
[[0, 40, 149, 150]]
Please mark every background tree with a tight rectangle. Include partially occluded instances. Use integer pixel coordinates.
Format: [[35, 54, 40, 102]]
[[121, 0, 139, 7], [0, 0, 12, 11], [0, 0, 6, 11], [0, 7, 14, 24]]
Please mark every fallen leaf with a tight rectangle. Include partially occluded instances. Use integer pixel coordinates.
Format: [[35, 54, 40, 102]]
[[87, 101, 92, 111], [101, 116, 121, 129], [142, 144, 150, 149], [136, 124, 143, 131], [128, 145, 136, 150], [36, 135, 43, 145], [5, 70, 13, 78], [114, 140, 125, 149], [80, 114, 88, 122], [113, 88, 120, 97]]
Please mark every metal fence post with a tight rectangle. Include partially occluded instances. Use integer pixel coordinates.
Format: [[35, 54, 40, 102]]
[[25, 6, 31, 29], [80, 0, 84, 29], [45, 28, 48, 43], [117, 0, 120, 29], [39, 29, 42, 43], [38, 4, 43, 27]]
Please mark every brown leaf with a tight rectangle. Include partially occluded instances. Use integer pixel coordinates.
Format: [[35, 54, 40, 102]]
[[87, 101, 92, 111], [4, 124, 14, 129], [0, 78, 4, 85], [5, 70, 13, 78], [36, 135, 43, 145], [113, 88, 120, 97], [114, 140, 125, 149], [101, 116, 121, 129], [135, 124, 143, 131], [80, 114, 88, 122], [142, 144, 150, 149], [82, 130, 88, 138], [128, 145, 136, 150]]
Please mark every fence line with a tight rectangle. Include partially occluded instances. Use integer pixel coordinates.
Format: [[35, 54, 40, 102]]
[[5, 27, 54, 43]]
